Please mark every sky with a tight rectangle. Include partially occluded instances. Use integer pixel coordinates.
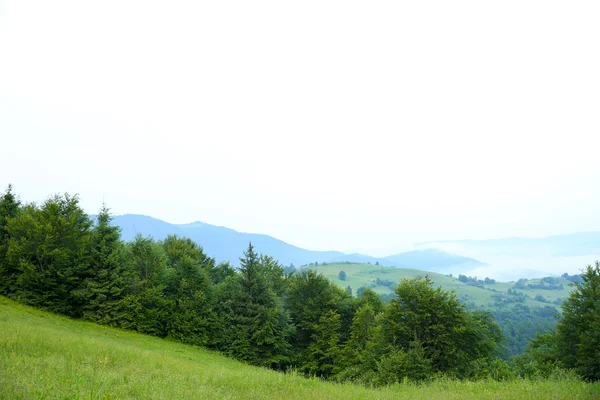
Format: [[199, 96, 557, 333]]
[[1, 0, 599, 254]]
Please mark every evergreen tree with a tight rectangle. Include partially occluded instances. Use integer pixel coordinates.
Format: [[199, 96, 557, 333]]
[[161, 235, 216, 346], [259, 254, 288, 297], [225, 243, 292, 368], [555, 261, 600, 381], [118, 235, 172, 336], [128, 234, 167, 287], [356, 287, 384, 315], [336, 303, 378, 381], [79, 205, 131, 325], [286, 270, 356, 370], [208, 261, 236, 285], [302, 310, 341, 378], [5, 194, 92, 316], [0, 184, 21, 294], [377, 341, 433, 384]]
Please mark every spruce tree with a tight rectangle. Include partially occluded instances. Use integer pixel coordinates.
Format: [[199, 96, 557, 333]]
[[286, 269, 355, 363], [79, 205, 131, 325], [225, 242, 292, 368], [302, 310, 341, 378], [162, 235, 216, 346], [555, 261, 600, 381], [118, 235, 171, 336], [5, 194, 92, 316], [0, 184, 21, 294]]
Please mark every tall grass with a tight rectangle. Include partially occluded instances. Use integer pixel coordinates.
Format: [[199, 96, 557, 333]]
[[1, 296, 598, 399]]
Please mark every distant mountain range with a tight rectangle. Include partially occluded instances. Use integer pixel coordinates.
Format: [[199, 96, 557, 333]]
[[108, 214, 484, 272], [417, 231, 600, 258]]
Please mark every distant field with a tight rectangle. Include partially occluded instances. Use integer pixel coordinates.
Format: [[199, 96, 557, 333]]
[[2, 297, 599, 399], [308, 262, 575, 310]]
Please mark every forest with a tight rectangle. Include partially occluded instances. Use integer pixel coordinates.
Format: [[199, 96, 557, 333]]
[[1, 185, 599, 384]]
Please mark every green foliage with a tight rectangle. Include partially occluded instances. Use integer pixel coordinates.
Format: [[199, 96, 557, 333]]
[[302, 310, 341, 378], [381, 277, 502, 376], [286, 269, 354, 369], [161, 235, 216, 346], [118, 285, 174, 337], [4, 297, 600, 400], [511, 331, 560, 379], [260, 254, 288, 297], [79, 205, 131, 325], [555, 262, 600, 381], [338, 270, 347, 280], [336, 304, 379, 382], [0, 184, 21, 294], [128, 234, 167, 287], [209, 261, 236, 284], [377, 341, 433, 384], [221, 243, 293, 368], [11, 189, 599, 388], [5, 194, 92, 316], [311, 262, 569, 361]]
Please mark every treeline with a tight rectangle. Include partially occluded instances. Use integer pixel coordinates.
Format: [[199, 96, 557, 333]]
[[513, 278, 564, 291], [1, 186, 599, 383], [458, 274, 496, 286]]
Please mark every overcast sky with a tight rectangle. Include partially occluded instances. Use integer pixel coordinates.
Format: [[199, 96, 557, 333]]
[[1, 0, 599, 254]]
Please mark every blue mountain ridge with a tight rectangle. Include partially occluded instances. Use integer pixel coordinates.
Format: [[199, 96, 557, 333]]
[[417, 231, 600, 257], [108, 214, 484, 272]]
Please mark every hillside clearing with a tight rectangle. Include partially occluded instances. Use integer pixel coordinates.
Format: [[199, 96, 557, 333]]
[[1, 297, 598, 399]]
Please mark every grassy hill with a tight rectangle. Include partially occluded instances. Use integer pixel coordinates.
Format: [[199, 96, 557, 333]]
[[1, 297, 598, 399], [308, 262, 574, 311]]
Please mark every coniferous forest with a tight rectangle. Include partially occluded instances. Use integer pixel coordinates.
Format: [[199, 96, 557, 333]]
[[1, 185, 600, 385]]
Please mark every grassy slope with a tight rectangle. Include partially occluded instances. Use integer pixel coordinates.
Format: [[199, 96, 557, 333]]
[[1, 297, 599, 399], [309, 263, 574, 310]]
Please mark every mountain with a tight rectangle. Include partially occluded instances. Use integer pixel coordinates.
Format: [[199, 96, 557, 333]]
[[112, 214, 344, 267], [109, 214, 483, 270], [417, 231, 600, 257], [413, 232, 600, 280], [383, 249, 484, 273]]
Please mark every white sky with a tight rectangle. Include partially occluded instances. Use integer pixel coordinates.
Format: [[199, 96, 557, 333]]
[[1, 0, 599, 254]]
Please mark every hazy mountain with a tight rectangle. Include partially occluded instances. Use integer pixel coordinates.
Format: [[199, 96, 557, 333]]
[[417, 231, 600, 257], [415, 232, 600, 280], [383, 249, 484, 273], [112, 214, 344, 267], [109, 214, 483, 270]]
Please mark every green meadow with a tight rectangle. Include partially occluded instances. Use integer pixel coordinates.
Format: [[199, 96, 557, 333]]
[[309, 262, 573, 310], [1, 296, 598, 400]]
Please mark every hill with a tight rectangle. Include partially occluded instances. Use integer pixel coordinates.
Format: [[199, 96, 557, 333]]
[[308, 262, 578, 357], [310, 262, 573, 311], [1, 297, 596, 400], [109, 214, 484, 270]]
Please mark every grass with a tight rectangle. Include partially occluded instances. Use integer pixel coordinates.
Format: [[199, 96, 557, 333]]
[[1, 296, 599, 399], [309, 262, 574, 310]]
